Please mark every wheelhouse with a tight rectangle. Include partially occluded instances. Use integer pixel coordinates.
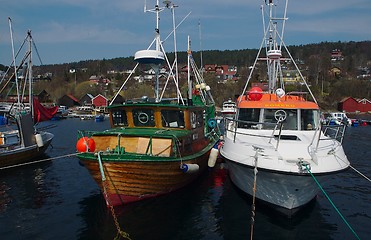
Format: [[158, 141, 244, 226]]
[[237, 108, 320, 130], [109, 103, 205, 131]]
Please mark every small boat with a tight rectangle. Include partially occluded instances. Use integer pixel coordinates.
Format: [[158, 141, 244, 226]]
[[220, 0, 350, 213], [0, 30, 55, 169], [69, 106, 94, 119], [76, 0, 220, 206], [94, 114, 105, 122], [221, 98, 237, 117], [0, 113, 54, 169], [51, 105, 69, 120], [323, 112, 352, 125]]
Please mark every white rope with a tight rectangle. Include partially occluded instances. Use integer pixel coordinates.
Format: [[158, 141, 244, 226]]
[[334, 154, 371, 182], [349, 164, 371, 182], [0, 153, 78, 170]]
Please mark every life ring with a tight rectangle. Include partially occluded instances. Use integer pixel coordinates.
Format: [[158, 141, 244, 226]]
[[138, 112, 149, 124], [208, 118, 217, 128]]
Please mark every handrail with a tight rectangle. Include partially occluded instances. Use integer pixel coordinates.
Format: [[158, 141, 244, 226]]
[[224, 117, 347, 152], [224, 117, 276, 143], [321, 124, 346, 144]]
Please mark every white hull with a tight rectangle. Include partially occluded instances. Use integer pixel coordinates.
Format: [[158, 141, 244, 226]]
[[220, 125, 349, 210], [227, 159, 325, 209]]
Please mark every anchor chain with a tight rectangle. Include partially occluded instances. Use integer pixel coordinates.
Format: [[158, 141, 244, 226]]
[[102, 180, 132, 240], [97, 152, 131, 240]]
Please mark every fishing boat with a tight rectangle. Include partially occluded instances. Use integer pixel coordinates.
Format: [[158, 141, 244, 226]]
[[0, 29, 55, 169], [76, 0, 220, 206], [220, 0, 350, 213], [221, 98, 237, 117]]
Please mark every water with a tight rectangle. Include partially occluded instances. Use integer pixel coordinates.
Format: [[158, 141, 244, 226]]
[[0, 118, 370, 240]]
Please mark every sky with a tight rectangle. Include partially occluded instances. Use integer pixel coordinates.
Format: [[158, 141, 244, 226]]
[[0, 0, 370, 65]]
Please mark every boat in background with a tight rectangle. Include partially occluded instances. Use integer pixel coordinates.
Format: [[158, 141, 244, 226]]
[[220, 0, 350, 214], [69, 106, 94, 119], [221, 98, 237, 118], [322, 112, 352, 125], [0, 29, 55, 169], [94, 114, 105, 122], [76, 0, 220, 206]]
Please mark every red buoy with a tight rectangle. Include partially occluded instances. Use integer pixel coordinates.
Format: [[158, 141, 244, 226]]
[[76, 137, 96, 152], [248, 87, 263, 101]]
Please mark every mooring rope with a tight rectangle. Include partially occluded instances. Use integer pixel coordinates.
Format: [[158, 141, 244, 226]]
[[250, 147, 261, 240], [333, 154, 371, 183], [349, 164, 371, 182], [305, 165, 361, 240], [0, 153, 78, 170]]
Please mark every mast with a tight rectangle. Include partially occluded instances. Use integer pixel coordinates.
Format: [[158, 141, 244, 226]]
[[136, 0, 168, 102], [239, 0, 317, 105], [114, 0, 187, 105], [169, 2, 180, 102], [266, 0, 283, 93], [8, 17, 21, 108], [187, 35, 192, 106], [27, 31, 33, 119]]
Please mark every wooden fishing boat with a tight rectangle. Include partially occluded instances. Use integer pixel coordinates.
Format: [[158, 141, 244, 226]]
[[76, 1, 220, 206], [220, 0, 350, 213]]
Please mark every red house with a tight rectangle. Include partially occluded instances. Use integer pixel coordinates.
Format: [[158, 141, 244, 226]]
[[92, 94, 108, 107], [338, 97, 371, 113], [357, 98, 371, 113]]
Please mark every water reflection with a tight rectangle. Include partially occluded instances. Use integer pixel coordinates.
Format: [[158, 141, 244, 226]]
[[0, 119, 368, 239]]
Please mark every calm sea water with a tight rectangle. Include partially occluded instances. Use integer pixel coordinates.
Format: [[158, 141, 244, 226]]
[[0, 118, 370, 240]]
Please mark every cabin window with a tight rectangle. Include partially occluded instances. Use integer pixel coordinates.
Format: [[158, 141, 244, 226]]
[[262, 109, 278, 129], [112, 110, 128, 126], [238, 108, 260, 129], [132, 108, 155, 127], [161, 110, 185, 128], [301, 109, 319, 130], [190, 111, 203, 129], [282, 109, 298, 130], [263, 109, 298, 130]]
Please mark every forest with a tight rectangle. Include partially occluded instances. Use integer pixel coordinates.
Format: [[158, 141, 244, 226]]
[[1, 40, 370, 110]]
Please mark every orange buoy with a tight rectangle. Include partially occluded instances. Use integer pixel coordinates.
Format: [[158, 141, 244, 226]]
[[76, 137, 96, 152], [248, 87, 263, 101]]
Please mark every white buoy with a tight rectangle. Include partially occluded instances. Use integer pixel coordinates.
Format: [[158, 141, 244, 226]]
[[208, 148, 219, 167], [35, 133, 44, 147], [180, 163, 199, 173]]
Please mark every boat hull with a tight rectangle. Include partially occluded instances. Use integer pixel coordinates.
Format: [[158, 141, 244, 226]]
[[0, 131, 54, 168], [78, 152, 210, 206], [226, 159, 326, 210]]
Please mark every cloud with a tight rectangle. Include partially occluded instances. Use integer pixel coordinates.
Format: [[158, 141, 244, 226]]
[[34, 22, 139, 45]]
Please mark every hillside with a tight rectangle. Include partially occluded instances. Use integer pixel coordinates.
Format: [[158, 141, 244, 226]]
[[20, 41, 371, 110]]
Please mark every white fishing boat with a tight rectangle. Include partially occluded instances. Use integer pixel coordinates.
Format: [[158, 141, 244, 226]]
[[220, 0, 350, 213]]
